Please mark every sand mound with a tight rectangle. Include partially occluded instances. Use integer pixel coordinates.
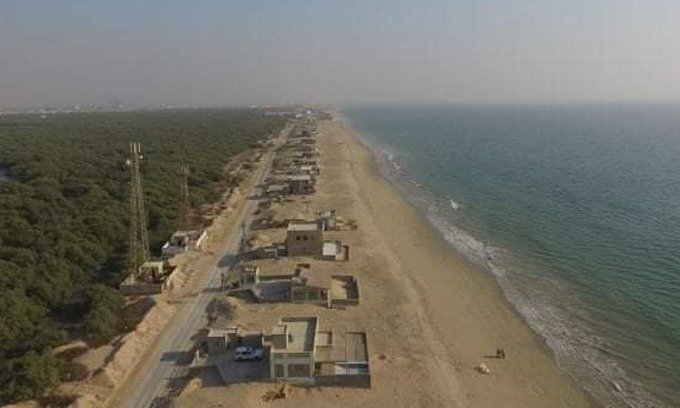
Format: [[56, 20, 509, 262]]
[[248, 233, 271, 248], [179, 378, 202, 398]]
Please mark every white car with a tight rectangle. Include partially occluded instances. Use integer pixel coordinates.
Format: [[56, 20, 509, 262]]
[[234, 346, 264, 362]]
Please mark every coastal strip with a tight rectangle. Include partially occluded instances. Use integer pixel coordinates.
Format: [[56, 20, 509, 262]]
[[177, 115, 599, 407], [324, 116, 599, 407]]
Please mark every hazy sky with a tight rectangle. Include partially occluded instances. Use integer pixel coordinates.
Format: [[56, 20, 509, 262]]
[[2, 0, 680, 106]]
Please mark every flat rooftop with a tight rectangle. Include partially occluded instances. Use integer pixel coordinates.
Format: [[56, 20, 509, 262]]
[[208, 327, 237, 337], [286, 174, 312, 181], [299, 268, 330, 289], [236, 264, 259, 274], [323, 241, 340, 256], [279, 317, 317, 352], [288, 222, 319, 232], [345, 332, 368, 362]]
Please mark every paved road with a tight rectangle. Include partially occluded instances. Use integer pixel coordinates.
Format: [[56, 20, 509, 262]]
[[121, 143, 277, 408]]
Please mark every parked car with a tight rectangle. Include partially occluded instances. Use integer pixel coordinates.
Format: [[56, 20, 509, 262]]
[[234, 346, 264, 361]]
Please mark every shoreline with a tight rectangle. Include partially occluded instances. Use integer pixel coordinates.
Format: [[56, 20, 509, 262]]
[[338, 106, 680, 408], [334, 114, 601, 407], [177, 116, 599, 407]]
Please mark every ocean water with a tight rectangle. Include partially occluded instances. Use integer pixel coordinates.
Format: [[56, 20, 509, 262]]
[[343, 104, 680, 408]]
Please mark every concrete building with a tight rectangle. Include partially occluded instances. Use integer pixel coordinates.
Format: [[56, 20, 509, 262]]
[[285, 174, 315, 194], [227, 264, 359, 308], [120, 260, 177, 295], [161, 229, 207, 257], [298, 164, 319, 176], [205, 317, 370, 387], [286, 222, 323, 257], [264, 183, 289, 198], [206, 327, 238, 355], [268, 317, 318, 381], [266, 317, 371, 386], [316, 210, 338, 231], [322, 240, 350, 261], [235, 264, 260, 290], [290, 269, 330, 306]]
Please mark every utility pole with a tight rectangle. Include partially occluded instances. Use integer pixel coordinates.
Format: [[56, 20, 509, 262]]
[[129, 142, 150, 278], [178, 162, 190, 230]]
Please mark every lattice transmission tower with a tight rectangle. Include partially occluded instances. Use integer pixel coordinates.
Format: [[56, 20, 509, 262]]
[[128, 142, 150, 277], [178, 162, 190, 230]]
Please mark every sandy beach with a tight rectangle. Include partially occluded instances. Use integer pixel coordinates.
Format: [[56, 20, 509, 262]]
[[178, 117, 598, 407]]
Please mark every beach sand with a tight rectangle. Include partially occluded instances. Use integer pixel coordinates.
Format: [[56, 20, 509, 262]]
[[177, 118, 597, 407]]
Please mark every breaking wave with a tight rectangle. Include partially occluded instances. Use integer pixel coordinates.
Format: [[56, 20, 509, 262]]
[[345, 118, 667, 408]]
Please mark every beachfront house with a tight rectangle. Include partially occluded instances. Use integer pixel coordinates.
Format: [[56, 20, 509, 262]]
[[291, 270, 360, 308], [227, 263, 359, 308], [161, 229, 207, 257], [267, 316, 371, 386], [286, 174, 315, 194], [206, 327, 239, 355], [290, 269, 330, 306], [286, 221, 323, 257], [322, 240, 350, 261], [203, 317, 370, 387]]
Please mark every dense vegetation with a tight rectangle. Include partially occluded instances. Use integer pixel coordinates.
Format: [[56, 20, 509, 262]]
[[0, 109, 286, 403]]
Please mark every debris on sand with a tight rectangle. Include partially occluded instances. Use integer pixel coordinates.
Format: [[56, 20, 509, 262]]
[[262, 383, 290, 401], [477, 362, 490, 374]]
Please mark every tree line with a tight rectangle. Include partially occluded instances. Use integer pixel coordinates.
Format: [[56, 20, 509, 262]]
[[0, 109, 286, 403]]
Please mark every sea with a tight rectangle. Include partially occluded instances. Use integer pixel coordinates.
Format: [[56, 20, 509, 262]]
[[342, 104, 680, 408]]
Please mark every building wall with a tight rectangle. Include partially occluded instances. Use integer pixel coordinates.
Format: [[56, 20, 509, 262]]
[[206, 337, 228, 355], [291, 286, 329, 306], [314, 374, 371, 388], [270, 352, 314, 380], [286, 230, 323, 257], [289, 180, 314, 194]]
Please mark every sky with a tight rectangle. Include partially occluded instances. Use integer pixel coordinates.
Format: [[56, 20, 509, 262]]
[[1, 0, 680, 107]]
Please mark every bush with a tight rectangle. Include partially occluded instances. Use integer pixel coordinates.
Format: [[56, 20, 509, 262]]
[[60, 362, 90, 382], [0, 351, 61, 403], [0, 109, 286, 404]]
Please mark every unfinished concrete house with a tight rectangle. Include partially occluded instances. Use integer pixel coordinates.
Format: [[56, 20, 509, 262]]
[[206, 327, 239, 355], [291, 270, 360, 308], [227, 264, 359, 308], [290, 269, 329, 306], [292, 157, 317, 167], [263, 183, 289, 198], [267, 317, 371, 387], [233, 264, 260, 291], [285, 174, 315, 194], [317, 210, 339, 231], [323, 240, 350, 261], [286, 221, 350, 261], [286, 222, 323, 257], [328, 275, 360, 307], [268, 317, 317, 381], [120, 260, 178, 296], [298, 164, 319, 176], [161, 229, 207, 257]]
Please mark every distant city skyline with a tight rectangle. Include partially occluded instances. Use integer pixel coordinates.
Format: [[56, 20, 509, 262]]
[[2, 0, 680, 107]]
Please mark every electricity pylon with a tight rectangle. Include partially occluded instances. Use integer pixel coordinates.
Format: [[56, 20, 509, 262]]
[[178, 162, 190, 230], [129, 142, 150, 277]]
